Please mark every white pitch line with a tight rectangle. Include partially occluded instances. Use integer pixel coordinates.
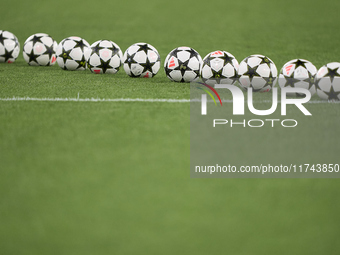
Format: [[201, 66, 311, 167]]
[[0, 96, 191, 103], [0, 96, 339, 104]]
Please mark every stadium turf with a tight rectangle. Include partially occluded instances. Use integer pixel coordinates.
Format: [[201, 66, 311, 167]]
[[1, 0, 340, 254]]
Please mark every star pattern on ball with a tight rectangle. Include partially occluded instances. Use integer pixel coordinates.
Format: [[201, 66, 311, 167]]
[[263, 75, 275, 86], [326, 67, 340, 82], [73, 39, 87, 51], [244, 64, 261, 80], [186, 48, 199, 60], [323, 85, 340, 100], [282, 67, 301, 87], [107, 45, 120, 55], [0, 47, 14, 62], [97, 58, 112, 73], [259, 56, 270, 65], [170, 48, 182, 57], [31, 35, 45, 44], [305, 76, 315, 89], [284, 76, 302, 88], [218, 53, 234, 64], [179, 59, 192, 76], [43, 44, 55, 64], [212, 68, 224, 79], [91, 43, 105, 55], [59, 48, 73, 66], [140, 57, 154, 74], [125, 52, 137, 65], [26, 48, 39, 64], [125, 52, 141, 77], [0, 32, 9, 45], [138, 44, 153, 54], [293, 59, 308, 68], [75, 54, 87, 70]]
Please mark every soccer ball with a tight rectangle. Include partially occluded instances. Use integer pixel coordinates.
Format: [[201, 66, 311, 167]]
[[87, 40, 123, 74], [0, 30, 20, 63], [123, 42, 161, 78], [238, 54, 277, 92], [23, 33, 58, 66], [56, 36, 91, 71], [278, 59, 317, 97], [164, 46, 202, 82], [200, 50, 239, 85], [315, 62, 340, 100]]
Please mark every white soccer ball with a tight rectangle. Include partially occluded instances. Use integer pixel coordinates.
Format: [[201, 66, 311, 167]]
[[200, 50, 239, 85], [278, 59, 317, 97], [87, 40, 123, 74], [315, 62, 340, 100], [164, 46, 202, 82], [56, 36, 90, 71], [123, 42, 161, 78], [238, 54, 277, 92], [23, 33, 58, 66], [0, 30, 20, 63]]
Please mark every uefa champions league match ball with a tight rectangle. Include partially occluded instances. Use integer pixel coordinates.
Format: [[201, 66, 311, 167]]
[[238, 54, 277, 92], [278, 59, 317, 97], [23, 33, 58, 66], [56, 36, 91, 71], [122, 42, 161, 78], [315, 62, 340, 100], [87, 40, 123, 74], [0, 30, 20, 63], [164, 46, 202, 82], [200, 50, 239, 85]]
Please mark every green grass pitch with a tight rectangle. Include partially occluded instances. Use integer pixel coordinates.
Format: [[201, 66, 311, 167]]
[[1, 0, 340, 254]]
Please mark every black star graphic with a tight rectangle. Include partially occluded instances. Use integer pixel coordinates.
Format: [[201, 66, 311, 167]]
[[326, 67, 340, 82], [284, 76, 301, 88], [263, 75, 274, 86], [43, 44, 55, 62], [171, 48, 182, 57], [26, 48, 39, 65], [244, 65, 260, 79], [212, 69, 224, 82], [219, 52, 234, 64], [0, 47, 14, 62], [259, 56, 270, 65], [59, 48, 73, 65], [125, 52, 142, 77], [186, 48, 199, 59], [305, 76, 315, 90], [203, 56, 213, 65], [125, 52, 137, 65], [140, 57, 154, 74], [324, 85, 340, 100], [75, 54, 87, 70], [293, 59, 308, 68], [107, 45, 120, 55], [74, 39, 87, 51], [31, 35, 44, 44], [91, 43, 105, 55], [97, 58, 112, 73], [179, 59, 192, 75], [0, 32, 9, 45], [138, 43, 153, 54]]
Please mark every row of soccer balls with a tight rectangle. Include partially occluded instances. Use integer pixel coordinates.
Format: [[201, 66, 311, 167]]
[[1, 30, 340, 100]]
